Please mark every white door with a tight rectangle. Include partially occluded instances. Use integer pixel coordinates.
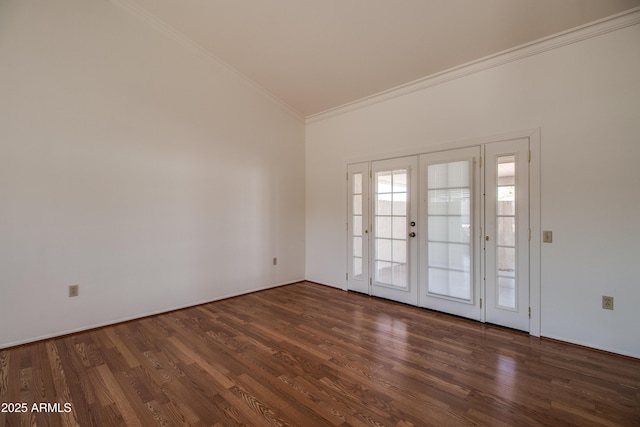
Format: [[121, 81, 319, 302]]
[[418, 147, 482, 320], [484, 139, 530, 331], [347, 162, 370, 294], [370, 157, 418, 305]]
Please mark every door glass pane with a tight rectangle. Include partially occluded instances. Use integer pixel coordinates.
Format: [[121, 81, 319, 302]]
[[376, 216, 391, 238], [497, 217, 515, 246], [392, 217, 406, 239], [392, 263, 407, 288], [353, 173, 362, 194], [374, 169, 408, 288], [376, 239, 392, 261], [426, 161, 472, 301], [353, 195, 362, 215], [498, 277, 516, 308], [428, 242, 470, 271], [353, 257, 363, 277], [392, 240, 406, 264], [428, 161, 469, 188], [428, 215, 470, 243], [392, 171, 407, 192], [428, 269, 471, 300], [351, 172, 364, 280], [393, 192, 407, 216], [496, 156, 516, 308], [376, 194, 392, 215], [353, 215, 362, 236], [353, 237, 362, 258], [376, 260, 392, 284]]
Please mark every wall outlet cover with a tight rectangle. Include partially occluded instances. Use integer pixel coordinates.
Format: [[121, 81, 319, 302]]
[[69, 285, 79, 297]]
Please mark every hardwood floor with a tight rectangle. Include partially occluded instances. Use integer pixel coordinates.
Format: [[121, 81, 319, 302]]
[[1, 282, 638, 426]]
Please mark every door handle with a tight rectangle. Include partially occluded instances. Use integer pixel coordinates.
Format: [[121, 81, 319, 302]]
[[409, 232, 416, 237]]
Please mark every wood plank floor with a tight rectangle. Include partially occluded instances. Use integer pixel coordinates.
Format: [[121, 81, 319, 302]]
[[1, 282, 639, 426]]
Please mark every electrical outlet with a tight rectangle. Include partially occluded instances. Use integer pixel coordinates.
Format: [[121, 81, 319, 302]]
[[602, 296, 613, 310], [273, 257, 277, 266], [69, 285, 79, 297]]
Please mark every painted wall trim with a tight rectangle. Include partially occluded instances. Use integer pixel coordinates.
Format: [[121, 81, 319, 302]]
[[542, 334, 640, 360], [307, 7, 640, 124], [109, 0, 305, 122], [0, 279, 304, 350], [344, 128, 541, 165]]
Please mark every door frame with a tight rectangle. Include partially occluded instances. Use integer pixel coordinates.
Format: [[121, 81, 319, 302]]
[[344, 128, 540, 337], [418, 146, 482, 321], [483, 138, 531, 331], [346, 162, 370, 294], [369, 156, 419, 306]]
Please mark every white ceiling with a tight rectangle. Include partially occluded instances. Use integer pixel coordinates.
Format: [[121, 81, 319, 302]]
[[121, 0, 640, 117]]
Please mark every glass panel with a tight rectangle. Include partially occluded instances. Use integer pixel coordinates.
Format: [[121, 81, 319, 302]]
[[498, 156, 515, 186], [353, 195, 362, 215], [392, 170, 407, 192], [353, 215, 362, 236], [392, 263, 407, 288], [446, 161, 469, 187], [427, 189, 448, 215], [376, 216, 392, 238], [426, 160, 472, 301], [498, 198, 515, 216], [427, 161, 470, 188], [392, 240, 406, 264], [498, 277, 516, 308], [495, 155, 517, 308], [392, 217, 406, 239], [353, 237, 362, 258], [353, 257, 363, 278], [428, 216, 470, 243], [447, 188, 467, 215], [427, 188, 471, 216], [374, 166, 410, 289], [428, 269, 471, 300], [428, 268, 449, 295], [376, 261, 392, 284], [393, 193, 407, 216], [428, 242, 470, 271], [376, 195, 391, 215], [497, 217, 515, 246], [497, 157, 515, 217], [376, 239, 392, 261], [353, 173, 362, 194], [376, 171, 392, 193], [497, 247, 516, 275], [428, 164, 447, 189]]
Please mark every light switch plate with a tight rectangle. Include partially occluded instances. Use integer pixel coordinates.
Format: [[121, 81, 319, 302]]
[[543, 230, 553, 243]]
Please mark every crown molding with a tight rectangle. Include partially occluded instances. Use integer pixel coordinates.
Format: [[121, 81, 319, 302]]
[[109, 0, 305, 122], [307, 7, 640, 124]]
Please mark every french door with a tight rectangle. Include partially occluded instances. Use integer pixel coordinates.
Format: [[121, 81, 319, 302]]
[[347, 162, 369, 294], [369, 157, 418, 305], [418, 147, 481, 320], [346, 138, 531, 332], [484, 139, 530, 331]]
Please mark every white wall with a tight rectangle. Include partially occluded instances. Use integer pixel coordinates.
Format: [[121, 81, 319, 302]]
[[306, 24, 640, 357], [0, 0, 305, 348]]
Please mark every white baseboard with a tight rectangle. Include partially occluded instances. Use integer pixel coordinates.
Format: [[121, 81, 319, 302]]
[[0, 279, 304, 350]]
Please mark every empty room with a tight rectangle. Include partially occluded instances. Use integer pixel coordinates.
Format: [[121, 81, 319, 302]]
[[1, 0, 639, 425]]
